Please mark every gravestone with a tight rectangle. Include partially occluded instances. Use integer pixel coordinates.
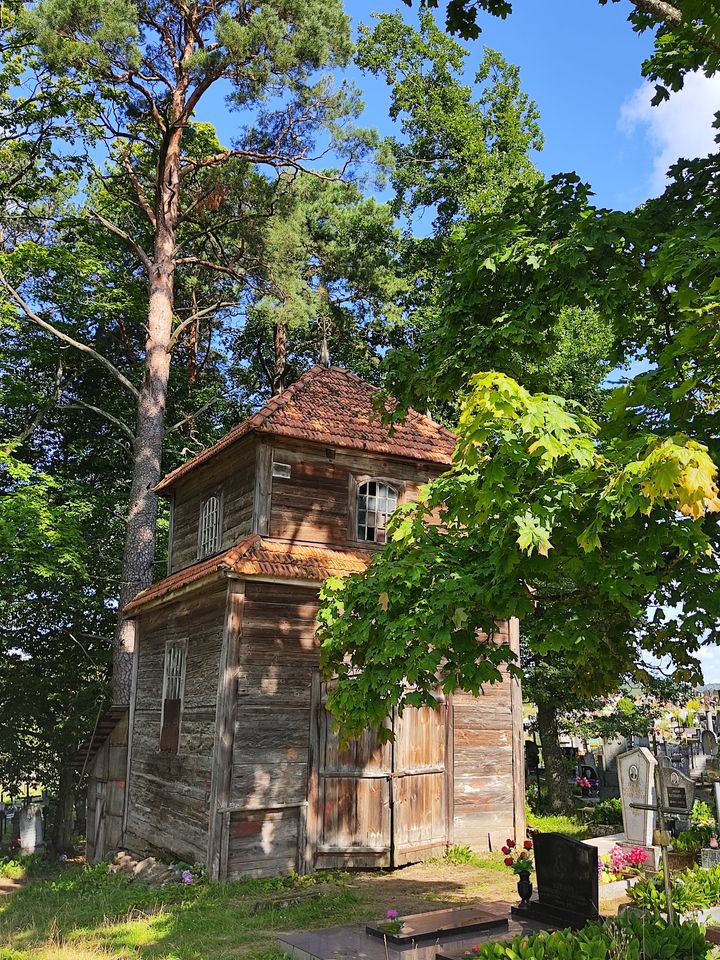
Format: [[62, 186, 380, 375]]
[[618, 747, 657, 846], [510, 833, 599, 929], [701, 848, 720, 870], [365, 905, 508, 945], [703, 730, 718, 757], [19, 803, 44, 855], [707, 758, 720, 782], [661, 768, 695, 813]]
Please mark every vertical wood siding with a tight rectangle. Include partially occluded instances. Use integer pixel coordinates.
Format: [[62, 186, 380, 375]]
[[226, 580, 320, 878], [124, 582, 227, 863], [452, 622, 518, 851], [268, 442, 441, 546]]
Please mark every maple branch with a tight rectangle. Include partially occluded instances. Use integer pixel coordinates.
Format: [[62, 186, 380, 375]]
[[62, 401, 136, 443], [89, 210, 152, 274], [630, 0, 720, 55], [167, 301, 236, 351], [0, 270, 140, 400]]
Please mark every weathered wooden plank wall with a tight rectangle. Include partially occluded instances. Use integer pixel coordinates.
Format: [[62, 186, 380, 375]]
[[124, 582, 227, 864], [225, 580, 319, 878], [170, 438, 256, 572], [269, 442, 439, 546], [452, 621, 519, 851], [87, 711, 128, 862]]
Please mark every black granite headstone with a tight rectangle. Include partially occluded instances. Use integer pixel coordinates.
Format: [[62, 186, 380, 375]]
[[666, 786, 688, 809], [511, 833, 599, 929]]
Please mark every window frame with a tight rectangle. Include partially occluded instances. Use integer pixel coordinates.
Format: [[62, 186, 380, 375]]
[[197, 490, 223, 559], [352, 476, 402, 545], [160, 638, 187, 754]]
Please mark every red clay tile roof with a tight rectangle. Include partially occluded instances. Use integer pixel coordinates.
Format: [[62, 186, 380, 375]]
[[155, 365, 456, 493], [123, 536, 372, 614]]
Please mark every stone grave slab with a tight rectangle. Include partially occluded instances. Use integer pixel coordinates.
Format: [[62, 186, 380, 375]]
[[366, 905, 508, 945], [510, 833, 599, 929], [19, 803, 44, 855], [617, 747, 656, 846], [661, 768, 695, 813], [278, 908, 550, 960], [702, 848, 720, 870]]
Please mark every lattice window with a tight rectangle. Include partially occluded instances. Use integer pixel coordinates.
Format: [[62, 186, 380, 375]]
[[357, 480, 398, 544], [198, 494, 221, 558], [160, 641, 186, 753]]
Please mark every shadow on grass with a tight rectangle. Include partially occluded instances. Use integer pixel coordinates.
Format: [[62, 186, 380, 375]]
[[0, 864, 483, 960]]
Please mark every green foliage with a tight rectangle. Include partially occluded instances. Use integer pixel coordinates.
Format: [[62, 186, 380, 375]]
[[444, 843, 481, 865], [526, 811, 590, 841], [357, 11, 541, 229], [587, 799, 623, 827], [0, 854, 47, 880], [318, 371, 719, 739], [629, 862, 720, 913], [462, 913, 709, 959], [671, 830, 702, 855]]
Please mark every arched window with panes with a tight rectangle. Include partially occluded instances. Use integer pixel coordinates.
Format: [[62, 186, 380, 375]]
[[356, 480, 398, 544], [197, 493, 221, 558]]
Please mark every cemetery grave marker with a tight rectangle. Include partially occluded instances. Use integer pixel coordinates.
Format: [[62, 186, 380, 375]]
[[618, 747, 657, 845], [661, 769, 695, 813], [511, 833, 599, 929]]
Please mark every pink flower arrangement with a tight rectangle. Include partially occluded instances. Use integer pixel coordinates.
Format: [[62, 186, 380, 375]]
[[608, 845, 648, 876]]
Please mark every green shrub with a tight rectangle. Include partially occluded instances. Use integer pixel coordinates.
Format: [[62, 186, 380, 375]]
[[444, 844, 480, 865], [0, 854, 46, 880], [463, 914, 708, 958], [587, 798, 623, 826], [628, 861, 720, 913], [671, 830, 702, 855]]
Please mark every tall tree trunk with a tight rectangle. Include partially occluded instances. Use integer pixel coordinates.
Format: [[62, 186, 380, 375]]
[[536, 701, 574, 814], [271, 321, 287, 395], [113, 128, 182, 703], [52, 764, 75, 852]]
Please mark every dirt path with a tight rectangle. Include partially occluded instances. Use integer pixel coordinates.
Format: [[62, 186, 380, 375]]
[[0, 877, 23, 896]]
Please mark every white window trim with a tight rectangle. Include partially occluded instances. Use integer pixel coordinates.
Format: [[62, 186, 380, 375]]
[[354, 476, 401, 545], [197, 491, 223, 559], [160, 638, 187, 751]]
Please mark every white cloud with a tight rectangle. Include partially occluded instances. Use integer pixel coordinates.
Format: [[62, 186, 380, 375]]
[[619, 71, 720, 196]]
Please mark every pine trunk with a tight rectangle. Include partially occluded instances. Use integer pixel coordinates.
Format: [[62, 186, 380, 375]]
[[536, 701, 574, 814], [113, 128, 182, 704]]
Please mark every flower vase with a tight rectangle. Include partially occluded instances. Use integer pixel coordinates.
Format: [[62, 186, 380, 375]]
[[516, 871, 533, 908]]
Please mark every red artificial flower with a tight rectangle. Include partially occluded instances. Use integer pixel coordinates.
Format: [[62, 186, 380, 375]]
[[504, 857, 514, 866], [507, 839, 516, 848], [518, 851, 527, 859], [501, 846, 510, 855], [524, 840, 533, 850]]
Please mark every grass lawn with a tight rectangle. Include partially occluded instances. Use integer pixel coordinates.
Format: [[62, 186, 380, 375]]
[[0, 855, 518, 960]]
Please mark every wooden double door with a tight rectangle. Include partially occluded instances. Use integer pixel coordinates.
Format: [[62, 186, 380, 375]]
[[305, 675, 453, 869]]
